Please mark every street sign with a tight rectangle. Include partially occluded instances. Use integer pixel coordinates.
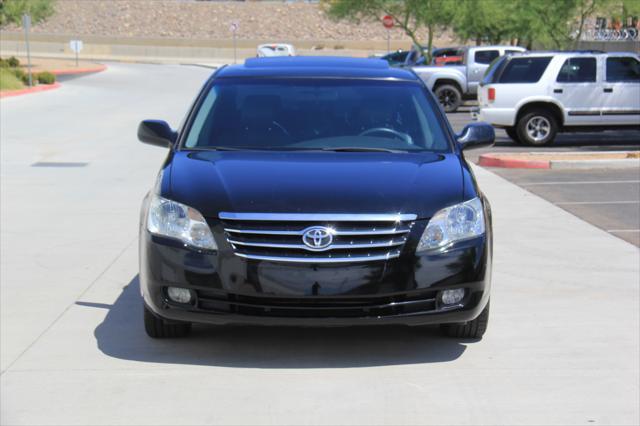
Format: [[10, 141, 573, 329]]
[[22, 14, 31, 30], [69, 40, 83, 53], [230, 21, 239, 64], [382, 15, 394, 29], [70, 40, 83, 66]]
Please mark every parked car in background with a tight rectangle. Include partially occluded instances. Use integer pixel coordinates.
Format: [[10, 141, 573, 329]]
[[401, 46, 463, 67], [257, 43, 296, 57], [413, 45, 527, 112], [375, 49, 409, 66], [433, 47, 464, 66], [477, 51, 640, 146], [136, 56, 495, 340]]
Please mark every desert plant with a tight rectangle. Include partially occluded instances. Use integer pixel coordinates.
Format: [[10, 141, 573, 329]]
[[36, 71, 55, 84], [7, 56, 20, 67], [11, 67, 26, 81], [0, 0, 54, 27]]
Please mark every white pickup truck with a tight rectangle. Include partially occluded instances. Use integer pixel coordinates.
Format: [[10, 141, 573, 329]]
[[412, 45, 526, 112]]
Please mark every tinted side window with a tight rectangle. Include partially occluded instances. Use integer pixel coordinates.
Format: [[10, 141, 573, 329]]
[[482, 56, 508, 85], [557, 57, 597, 83], [606, 57, 640, 82], [475, 50, 499, 64], [499, 57, 552, 83]]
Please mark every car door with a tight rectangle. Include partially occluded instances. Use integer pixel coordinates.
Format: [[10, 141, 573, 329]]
[[553, 56, 602, 126], [601, 55, 640, 125], [468, 49, 500, 94]]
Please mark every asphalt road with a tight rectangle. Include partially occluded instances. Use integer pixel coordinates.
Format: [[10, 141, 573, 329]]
[[1, 64, 639, 425], [447, 111, 640, 247]]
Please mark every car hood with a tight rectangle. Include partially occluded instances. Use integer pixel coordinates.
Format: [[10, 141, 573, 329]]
[[168, 151, 464, 220]]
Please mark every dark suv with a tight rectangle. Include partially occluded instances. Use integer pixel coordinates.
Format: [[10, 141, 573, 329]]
[[138, 57, 495, 339]]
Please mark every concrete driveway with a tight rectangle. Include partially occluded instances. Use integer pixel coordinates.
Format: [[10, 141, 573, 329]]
[[1, 63, 638, 425]]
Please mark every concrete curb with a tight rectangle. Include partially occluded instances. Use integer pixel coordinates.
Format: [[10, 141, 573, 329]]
[[0, 82, 61, 99], [0, 64, 106, 99], [478, 154, 550, 169], [479, 153, 640, 170], [51, 64, 108, 76]]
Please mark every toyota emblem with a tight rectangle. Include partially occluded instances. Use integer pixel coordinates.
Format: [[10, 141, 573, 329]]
[[302, 226, 334, 251]]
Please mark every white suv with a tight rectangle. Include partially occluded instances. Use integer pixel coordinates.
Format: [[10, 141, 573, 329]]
[[476, 51, 640, 146]]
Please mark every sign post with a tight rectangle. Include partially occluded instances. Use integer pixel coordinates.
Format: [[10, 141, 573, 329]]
[[22, 14, 32, 87], [382, 15, 394, 54], [69, 40, 83, 66], [230, 22, 239, 64]]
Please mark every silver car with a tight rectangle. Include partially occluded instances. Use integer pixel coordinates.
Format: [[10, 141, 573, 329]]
[[257, 43, 296, 57]]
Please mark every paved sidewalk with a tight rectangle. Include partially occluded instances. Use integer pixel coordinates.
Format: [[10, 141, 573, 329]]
[[1, 63, 638, 425]]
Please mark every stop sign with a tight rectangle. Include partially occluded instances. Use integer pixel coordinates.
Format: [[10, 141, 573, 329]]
[[382, 15, 394, 29]]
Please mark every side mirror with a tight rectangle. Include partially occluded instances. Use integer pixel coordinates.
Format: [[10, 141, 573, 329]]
[[456, 122, 495, 150], [137, 120, 176, 148]]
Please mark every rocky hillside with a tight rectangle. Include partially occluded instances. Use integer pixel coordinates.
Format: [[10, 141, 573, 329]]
[[4, 0, 454, 44]]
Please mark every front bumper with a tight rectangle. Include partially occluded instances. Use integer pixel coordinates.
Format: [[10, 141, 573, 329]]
[[139, 227, 492, 327]]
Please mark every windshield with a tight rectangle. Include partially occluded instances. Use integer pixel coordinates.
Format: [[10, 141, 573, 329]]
[[183, 78, 450, 152]]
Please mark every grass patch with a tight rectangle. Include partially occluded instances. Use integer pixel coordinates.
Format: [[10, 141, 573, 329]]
[[0, 67, 25, 91]]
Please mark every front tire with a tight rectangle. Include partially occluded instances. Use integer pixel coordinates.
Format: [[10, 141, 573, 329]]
[[505, 126, 521, 143], [434, 84, 462, 113], [144, 304, 191, 338], [441, 300, 490, 339], [516, 109, 558, 146]]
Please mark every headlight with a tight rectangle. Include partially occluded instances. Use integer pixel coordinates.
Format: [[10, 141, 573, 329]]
[[417, 197, 485, 252], [147, 194, 217, 250]]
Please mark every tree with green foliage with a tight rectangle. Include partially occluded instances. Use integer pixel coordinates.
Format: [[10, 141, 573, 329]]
[[324, 0, 455, 64], [452, 0, 581, 49], [452, 0, 514, 45], [572, 0, 600, 48], [0, 0, 54, 27]]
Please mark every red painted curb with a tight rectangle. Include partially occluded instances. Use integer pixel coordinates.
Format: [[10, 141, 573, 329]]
[[478, 154, 550, 169], [51, 64, 107, 76], [0, 82, 61, 99]]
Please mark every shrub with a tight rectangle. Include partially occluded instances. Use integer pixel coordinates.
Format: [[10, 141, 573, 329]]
[[37, 71, 55, 84], [11, 67, 26, 80], [20, 72, 31, 85], [0, 58, 9, 68], [333, 45, 345, 50], [7, 56, 20, 67]]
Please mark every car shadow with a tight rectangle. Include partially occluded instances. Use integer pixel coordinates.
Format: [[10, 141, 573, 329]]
[[86, 276, 470, 368]]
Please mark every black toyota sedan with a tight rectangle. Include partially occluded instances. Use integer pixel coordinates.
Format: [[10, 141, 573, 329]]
[[138, 57, 494, 339]]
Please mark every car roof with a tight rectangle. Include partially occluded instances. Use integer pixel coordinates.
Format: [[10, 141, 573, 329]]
[[215, 56, 420, 81], [470, 45, 525, 50], [258, 43, 294, 48], [508, 50, 638, 57]]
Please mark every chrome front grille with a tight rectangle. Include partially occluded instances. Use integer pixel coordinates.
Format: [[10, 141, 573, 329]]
[[219, 212, 416, 263]]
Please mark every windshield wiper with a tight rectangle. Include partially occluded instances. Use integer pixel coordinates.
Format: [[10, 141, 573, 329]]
[[321, 147, 404, 153]]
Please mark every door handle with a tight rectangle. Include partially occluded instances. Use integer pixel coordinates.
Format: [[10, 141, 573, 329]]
[[604, 88, 613, 93], [554, 89, 563, 93]]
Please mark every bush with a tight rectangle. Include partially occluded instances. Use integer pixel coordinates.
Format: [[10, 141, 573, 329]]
[[7, 56, 20, 67], [0, 58, 9, 68], [10, 67, 26, 80], [37, 71, 55, 84], [20, 72, 31, 85]]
